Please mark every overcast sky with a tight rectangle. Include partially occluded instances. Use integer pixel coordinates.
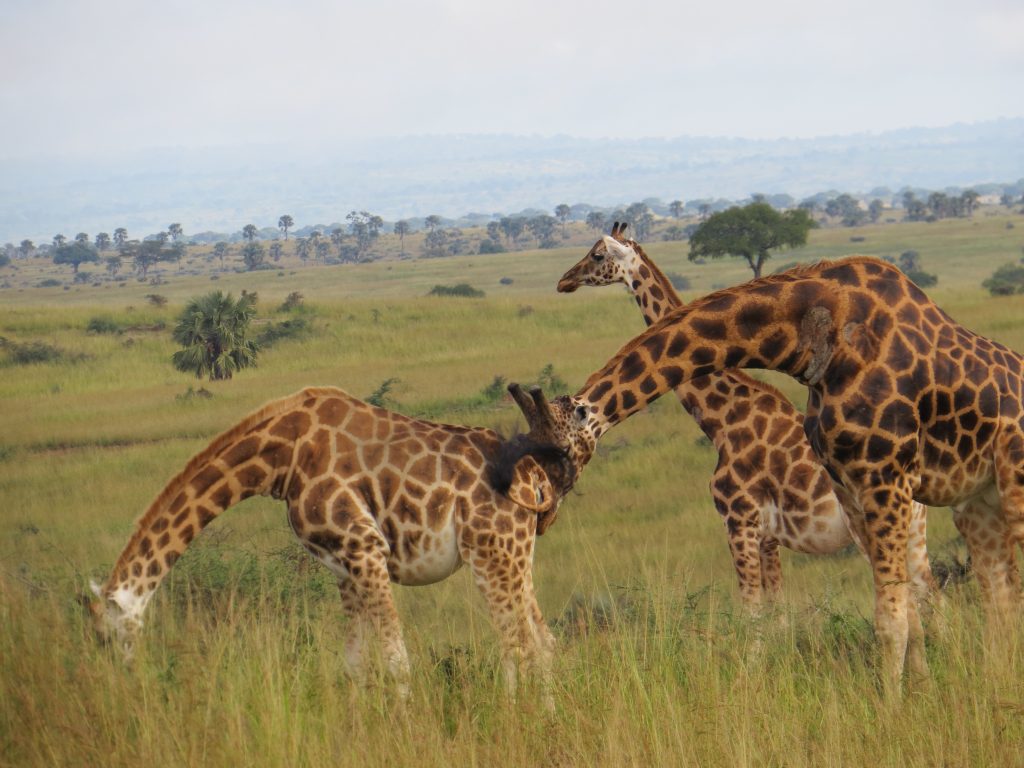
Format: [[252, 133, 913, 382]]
[[2, 0, 1022, 160]]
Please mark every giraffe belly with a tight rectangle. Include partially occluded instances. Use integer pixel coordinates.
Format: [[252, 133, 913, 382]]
[[386, 521, 462, 586], [760, 498, 853, 554]]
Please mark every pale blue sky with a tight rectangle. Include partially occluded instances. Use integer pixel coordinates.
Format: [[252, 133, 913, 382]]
[[2, 0, 1022, 159]]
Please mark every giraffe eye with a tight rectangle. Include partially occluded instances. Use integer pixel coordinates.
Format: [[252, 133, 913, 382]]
[[592, 252, 605, 262]]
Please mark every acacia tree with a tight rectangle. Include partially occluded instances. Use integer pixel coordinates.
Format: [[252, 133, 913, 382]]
[[168, 223, 183, 241], [554, 204, 571, 236], [669, 200, 685, 219], [241, 241, 266, 270], [688, 202, 816, 279], [278, 215, 294, 240], [113, 228, 128, 247], [171, 291, 260, 381], [19, 240, 35, 259], [53, 234, 67, 248], [53, 241, 99, 273], [585, 211, 607, 232]]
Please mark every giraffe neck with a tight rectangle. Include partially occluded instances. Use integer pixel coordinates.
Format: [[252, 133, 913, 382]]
[[578, 273, 841, 435], [622, 241, 684, 327], [98, 401, 305, 623]]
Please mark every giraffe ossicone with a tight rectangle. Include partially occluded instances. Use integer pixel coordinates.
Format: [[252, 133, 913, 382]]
[[556, 253, 1024, 691], [87, 385, 592, 700], [557, 225, 938, 611]]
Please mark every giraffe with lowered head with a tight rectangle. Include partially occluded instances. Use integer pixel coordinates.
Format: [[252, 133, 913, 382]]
[[547, 254, 1024, 690], [556, 223, 936, 610], [87, 384, 591, 700]]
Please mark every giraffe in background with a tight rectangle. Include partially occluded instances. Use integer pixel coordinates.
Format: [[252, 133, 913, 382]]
[[87, 384, 591, 701], [555, 223, 936, 610], [549, 255, 1024, 689]]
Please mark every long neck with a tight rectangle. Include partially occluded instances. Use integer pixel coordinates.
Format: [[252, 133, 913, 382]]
[[100, 408, 305, 620], [625, 242, 684, 327], [578, 277, 840, 435]]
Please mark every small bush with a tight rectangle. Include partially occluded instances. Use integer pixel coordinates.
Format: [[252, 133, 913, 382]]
[[428, 283, 485, 298], [257, 316, 312, 347], [982, 263, 1024, 296], [279, 291, 304, 312], [367, 377, 400, 408], [499, 277, 514, 285], [176, 386, 214, 402], [38, 278, 62, 288], [480, 375, 507, 403], [0, 337, 85, 366], [478, 239, 505, 254], [849, 236, 866, 243], [86, 316, 122, 334], [905, 269, 938, 288], [145, 293, 168, 307], [536, 363, 568, 395]]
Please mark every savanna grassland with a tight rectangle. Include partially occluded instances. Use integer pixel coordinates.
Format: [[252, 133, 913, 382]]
[[3, 211, 1024, 767]]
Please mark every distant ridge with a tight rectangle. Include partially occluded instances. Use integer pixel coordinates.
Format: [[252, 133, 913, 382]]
[[2, 118, 1022, 242]]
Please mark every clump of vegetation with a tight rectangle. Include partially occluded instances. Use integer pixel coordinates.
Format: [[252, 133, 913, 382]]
[[366, 377, 400, 408], [499, 277, 514, 285], [145, 293, 168, 307], [428, 283, 485, 298], [86, 316, 123, 334], [535, 363, 568, 395], [37, 278, 62, 288], [982, 263, 1024, 296], [0, 337, 85, 366], [898, 250, 938, 288], [480, 375, 507, 403], [171, 291, 260, 381], [279, 291, 304, 312], [175, 386, 214, 402], [257, 316, 312, 347]]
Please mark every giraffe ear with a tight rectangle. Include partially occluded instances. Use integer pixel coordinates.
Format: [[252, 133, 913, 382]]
[[506, 454, 556, 517]]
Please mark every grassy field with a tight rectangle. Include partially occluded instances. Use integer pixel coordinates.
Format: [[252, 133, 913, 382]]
[[2, 211, 1024, 766]]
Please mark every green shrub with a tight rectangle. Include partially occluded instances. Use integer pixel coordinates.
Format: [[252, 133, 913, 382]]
[[86, 316, 122, 334], [38, 278, 62, 288], [982, 263, 1024, 296], [480, 375, 507, 403], [0, 337, 84, 366], [366, 377, 400, 408], [666, 272, 691, 291], [257, 316, 312, 347], [905, 269, 938, 288], [428, 283, 485, 298]]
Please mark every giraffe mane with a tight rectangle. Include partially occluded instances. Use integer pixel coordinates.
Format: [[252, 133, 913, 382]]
[[488, 434, 576, 500], [107, 386, 342, 587]]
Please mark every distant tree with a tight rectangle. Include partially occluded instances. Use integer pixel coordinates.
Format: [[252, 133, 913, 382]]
[[624, 203, 652, 240], [961, 189, 980, 217], [104, 255, 122, 277], [689, 202, 816, 279], [124, 239, 174, 277], [422, 228, 451, 257], [75, 232, 90, 246], [315, 239, 330, 262], [1000, 192, 1016, 207], [825, 194, 866, 226], [554, 204, 571, 236], [528, 215, 558, 248], [269, 242, 283, 262], [0, 253, 10, 268], [19, 240, 35, 259], [168, 223, 183, 241], [53, 241, 99, 273], [278, 215, 294, 240], [308, 231, 322, 262], [585, 211, 607, 232], [95, 232, 111, 251], [898, 250, 921, 273], [295, 237, 311, 263], [499, 216, 526, 246], [662, 225, 687, 241], [213, 241, 229, 266], [53, 234, 67, 248], [798, 199, 819, 213], [393, 220, 411, 254], [424, 215, 443, 232], [346, 210, 383, 259], [113, 228, 128, 247], [902, 192, 928, 221], [171, 291, 260, 381], [698, 203, 711, 221], [242, 224, 258, 242], [241, 241, 266, 270], [669, 200, 685, 219], [155, 231, 170, 244], [868, 199, 885, 223]]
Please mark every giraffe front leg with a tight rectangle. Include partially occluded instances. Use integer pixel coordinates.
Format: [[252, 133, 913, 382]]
[[331, 527, 410, 700], [467, 547, 551, 708]]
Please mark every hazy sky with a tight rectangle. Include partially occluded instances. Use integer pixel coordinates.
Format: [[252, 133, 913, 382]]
[[2, 0, 1023, 159]]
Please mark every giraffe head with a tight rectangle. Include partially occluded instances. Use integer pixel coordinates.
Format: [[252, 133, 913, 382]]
[[84, 579, 145, 659], [557, 221, 639, 293]]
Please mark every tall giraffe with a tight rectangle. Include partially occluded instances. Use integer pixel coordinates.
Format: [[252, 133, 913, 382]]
[[546, 255, 1024, 688], [555, 224, 936, 609], [87, 385, 591, 700]]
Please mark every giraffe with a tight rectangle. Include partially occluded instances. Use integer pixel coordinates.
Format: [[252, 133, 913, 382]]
[[555, 224, 937, 610], [543, 254, 1024, 689], [86, 384, 591, 700]]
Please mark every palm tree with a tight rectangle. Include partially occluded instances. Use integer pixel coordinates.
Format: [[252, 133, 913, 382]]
[[278, 215, 294, 240], [95, 232, 111, 251], [171, 291, 260, 381], [424, 215, 442, 232], [242, 224, 258, 242], [393, 220, 410, 254]]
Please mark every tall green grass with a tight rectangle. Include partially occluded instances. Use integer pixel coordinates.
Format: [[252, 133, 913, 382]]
[[2, 213, 1024, 766]]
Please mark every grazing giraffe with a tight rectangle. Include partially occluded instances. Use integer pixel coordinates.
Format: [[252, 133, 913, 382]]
[[555, 224, 936, 610], [548, 255, 1024, 689], [87, 385, 590, 700]]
